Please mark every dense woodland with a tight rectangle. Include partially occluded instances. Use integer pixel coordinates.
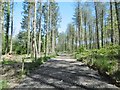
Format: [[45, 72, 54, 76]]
[[0, 0, 120, 88], [0, 1, 120, 58]]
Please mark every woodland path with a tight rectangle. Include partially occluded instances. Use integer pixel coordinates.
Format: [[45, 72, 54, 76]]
[[16, 54, 119, 89]]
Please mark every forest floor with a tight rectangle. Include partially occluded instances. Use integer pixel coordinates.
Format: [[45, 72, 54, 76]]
[[0, 54, 27, 88], [15, 54, 119, 89]]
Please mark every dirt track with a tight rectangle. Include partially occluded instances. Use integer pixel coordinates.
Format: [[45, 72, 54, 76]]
[[16, 55, 119, 89]]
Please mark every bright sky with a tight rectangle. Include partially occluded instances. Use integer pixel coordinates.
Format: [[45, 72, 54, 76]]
[[13, 2, 75, 36]]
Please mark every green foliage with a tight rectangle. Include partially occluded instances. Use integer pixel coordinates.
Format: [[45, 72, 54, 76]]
[[48, 54, 56, 58], [26, 56, 50, 71], [76, 50, 91, 61], [78, 46, 85, 53], [12, 31, 27, 54], [2, 60, 16, 65], [0, 80, 8, 90], [93, 57, 118, 75], [75, 44, 119, 76]]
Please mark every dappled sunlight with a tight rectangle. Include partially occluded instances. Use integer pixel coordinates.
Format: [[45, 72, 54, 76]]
[[16, 55, 119, 89]]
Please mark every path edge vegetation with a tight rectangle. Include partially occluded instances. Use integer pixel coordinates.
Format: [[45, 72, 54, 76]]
[[73, 45, 120, 87]]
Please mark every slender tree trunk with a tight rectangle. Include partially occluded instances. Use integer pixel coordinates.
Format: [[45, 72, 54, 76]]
[[80, 9, 83, 47], [38, 16, 42, 56], [27, 4, 31, 56], [72, 31, 74, 52], [2, 2, 4, 53], [84, 16, 87, 49], [5, 2, 10, 54], [92, 27, 95, 49], [0, 0, 3, 59], [52, 28, 55, 54], [49, 2, 52, 53], [55, 30, 57, 52], [75, 26, 78, 51], [77, 2, 81, 47], [89, 24, 92, 49], [110, 1, 113, 44], [45, 0, 49, 56], [101, 9, 104, 47], [105, 20, 108, 46], [30, 31, 33, 57], [38, 2, 42, 56], [115, 2, 120, 45], [91, 24, 94, 49], [10, 1, 14, 54], [33, 1, 37, 60], [94, 2, 100, 49]]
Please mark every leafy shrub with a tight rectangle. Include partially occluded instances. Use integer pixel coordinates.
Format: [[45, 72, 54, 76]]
[[78, 46, 86, 53]]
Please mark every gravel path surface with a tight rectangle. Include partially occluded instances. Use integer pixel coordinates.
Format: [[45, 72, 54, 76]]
[[16, 55, 119, 89]]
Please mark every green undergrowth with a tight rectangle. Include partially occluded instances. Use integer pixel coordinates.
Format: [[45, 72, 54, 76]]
[[1, 60, 17, 65], [0, 80, 8, 90], [25, 56, 51, 72], [74, 45, 120, 82]]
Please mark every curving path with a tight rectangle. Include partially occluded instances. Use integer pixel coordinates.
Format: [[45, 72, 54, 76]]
[[16, 55, 119, 90]]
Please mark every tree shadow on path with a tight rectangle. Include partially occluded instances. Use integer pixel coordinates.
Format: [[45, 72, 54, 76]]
[[16, 59, 119, 90]]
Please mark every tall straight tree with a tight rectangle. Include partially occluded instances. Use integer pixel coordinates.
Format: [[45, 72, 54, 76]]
[[43, 2, 49, 56], [73, 1, 81, 48], [94, 2, 100, 49], [110, 1, 113, 44], [37, 1, 42, 56], [5, 1, 10, 53], [0, 0, 3, 59], [101, 9, 104, 47], [89, 24, 92, 49], [10, 0, 14, 54], [27, 3, 31, 56], [115, 1, 120, 45], [46, 0, 49, 55], [33, 1, 37, 60], [50, 0, 60, 54], [84, 13, 87, 49], [21, 1, 33, 55], [77, 1, 81, 47]]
